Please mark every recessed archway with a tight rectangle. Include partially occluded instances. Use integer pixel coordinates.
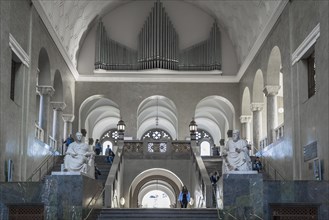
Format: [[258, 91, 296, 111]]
[[137, 96, 178, 140], [195, 96, 235, 144], [129, 168, 183, 208], [79, 95, 121, 142]]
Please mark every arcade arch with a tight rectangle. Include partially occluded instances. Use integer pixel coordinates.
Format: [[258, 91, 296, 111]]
[[137, 96, 178, 140], [129, 168, 183, 208]]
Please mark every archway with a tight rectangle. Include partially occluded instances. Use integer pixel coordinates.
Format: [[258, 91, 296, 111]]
[[79, 95, 121, 145], [129, 168, 183, 208], [241, 87, 252, 142], [137, 96, 178, 140], [195, 96, 235, 145], [252, 69, 266, 152], [265, 46, 284, 143]]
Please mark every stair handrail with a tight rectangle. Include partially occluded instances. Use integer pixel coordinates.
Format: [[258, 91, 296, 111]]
[[211, 184, 222, 219], [262, 157, 285, 180], [83, 185, 106, 220], [27, 154, 58, 182], [256, 146, 285, 180]]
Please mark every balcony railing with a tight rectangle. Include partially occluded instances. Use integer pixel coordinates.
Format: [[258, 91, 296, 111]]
[[274, 123, 284, 141], [259, 137, 268, 150], [35, 123, 44, 142], [48, 136, 57, 151]]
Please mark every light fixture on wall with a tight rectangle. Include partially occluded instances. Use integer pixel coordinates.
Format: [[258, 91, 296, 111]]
[[117, 118, 126, 140], [117, 118, 126, 132], [189, 118, 198, 141]]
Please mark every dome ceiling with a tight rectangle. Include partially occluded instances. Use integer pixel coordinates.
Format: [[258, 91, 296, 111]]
[[33, 0, 287, 82]]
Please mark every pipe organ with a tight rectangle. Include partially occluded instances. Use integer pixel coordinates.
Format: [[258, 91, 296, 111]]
[[179, 23, 221, 71], [95, 0, 221, 72], [95, 22, 138, 70]]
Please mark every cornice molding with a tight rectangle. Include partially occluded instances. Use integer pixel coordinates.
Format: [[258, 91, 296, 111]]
[[83, 70, 238, 83], [291, 23, 320, 66], [9, 34, 30, 67]]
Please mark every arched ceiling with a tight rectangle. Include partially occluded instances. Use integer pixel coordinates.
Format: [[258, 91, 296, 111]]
[[33, 0, 287, 82]]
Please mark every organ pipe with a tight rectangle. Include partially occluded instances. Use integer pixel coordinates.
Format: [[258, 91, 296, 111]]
[[94, 1, 221, 71]]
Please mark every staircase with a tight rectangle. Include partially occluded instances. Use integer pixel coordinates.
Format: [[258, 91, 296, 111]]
[[93, 208, 219, 220], [202, 156, 223, 177]]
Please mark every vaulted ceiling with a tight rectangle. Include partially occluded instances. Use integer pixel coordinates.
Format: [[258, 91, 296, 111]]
[[33, 0, 287, 82]]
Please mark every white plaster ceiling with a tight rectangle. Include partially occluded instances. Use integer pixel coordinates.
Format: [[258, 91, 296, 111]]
[[33, 0, 287, 82]]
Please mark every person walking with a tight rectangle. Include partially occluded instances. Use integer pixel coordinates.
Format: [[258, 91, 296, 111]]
[[178, 185, 191, 208]]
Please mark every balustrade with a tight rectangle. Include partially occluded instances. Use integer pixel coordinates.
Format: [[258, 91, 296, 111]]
[[35, 122, 44, 142], [48, 136, 57, 150], [274, 123, 284, 140]]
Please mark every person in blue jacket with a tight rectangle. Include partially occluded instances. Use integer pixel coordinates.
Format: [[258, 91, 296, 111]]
[[178, 185, 191, 208]]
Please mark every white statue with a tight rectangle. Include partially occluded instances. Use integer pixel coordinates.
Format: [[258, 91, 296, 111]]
[[64, 132, 95, 178], [222, 130, 252, 172]]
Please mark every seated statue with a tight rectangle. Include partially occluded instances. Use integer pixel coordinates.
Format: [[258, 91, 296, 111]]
[[64, 132, 95, 178], [222, 130, 252, 173]]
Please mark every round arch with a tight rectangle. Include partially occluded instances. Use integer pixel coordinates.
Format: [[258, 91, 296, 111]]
[[265, 46, 284, 141], [252, 69, 267, 149], [195, 95, 235, 143], [52, 70, 64, 102], [37, 47, 51, 86], [241, 87, 252, 141], [266, 46, 282, 85], [79, 95, 121, 141], [129, 168, 183, 208], [137, 96, 178, 140]]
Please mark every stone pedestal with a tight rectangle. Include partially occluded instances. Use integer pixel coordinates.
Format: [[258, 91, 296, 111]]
[[43, 175, 102, 219], [218, 172, 263, 219]]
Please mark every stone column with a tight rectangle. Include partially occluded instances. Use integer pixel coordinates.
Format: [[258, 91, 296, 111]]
[[36, 86, 54, 140], [250, 103, 264, 154], [62, 114, 75, 140], [240, 115, 252, 141], [263, 85, 280, 144], [50, 102, 66, 147]]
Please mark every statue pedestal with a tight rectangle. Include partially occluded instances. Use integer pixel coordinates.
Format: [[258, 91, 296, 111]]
[[43, 174, 103, 219], [51, 171, 81, 175], [225, 170, 258, 174], [218, 172, 263, 219]]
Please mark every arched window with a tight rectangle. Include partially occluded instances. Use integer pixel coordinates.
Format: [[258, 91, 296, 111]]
[[100, 129, 118, 154], [196, 129, 214, 156]]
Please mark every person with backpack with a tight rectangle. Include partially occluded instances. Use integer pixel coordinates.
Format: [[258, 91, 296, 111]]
[[178, 185, 191, 208]]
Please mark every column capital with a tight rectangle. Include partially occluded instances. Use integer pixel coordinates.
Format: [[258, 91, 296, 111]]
[[250, 102, 264, 112], [263, 85, 280, 97], [37, 86, 55, 96], [62, 114, 75, 122], [240, 115, 252, 124], [50, 101, 66, 111]]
